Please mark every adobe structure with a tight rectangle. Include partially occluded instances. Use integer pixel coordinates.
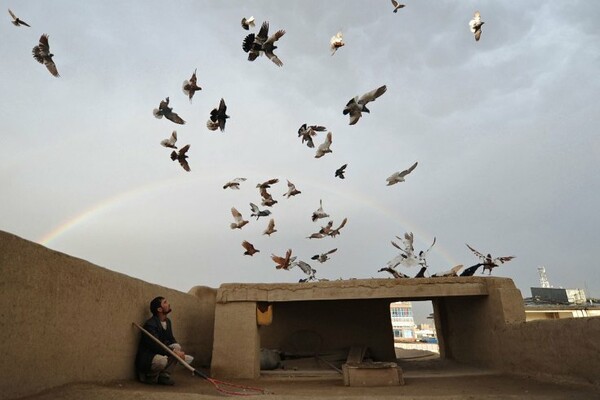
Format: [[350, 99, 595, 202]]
[[1, 230, 599, 399], [210, 277, 523, 378]]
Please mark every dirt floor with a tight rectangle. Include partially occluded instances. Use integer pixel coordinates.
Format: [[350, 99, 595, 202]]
[[19, 355, 600, 400]]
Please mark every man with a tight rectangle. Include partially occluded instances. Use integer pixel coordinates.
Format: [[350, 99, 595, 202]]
[[135, 296, 194, 385]]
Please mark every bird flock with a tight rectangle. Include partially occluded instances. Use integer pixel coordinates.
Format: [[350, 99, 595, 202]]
[[8, 4, 512, 283]]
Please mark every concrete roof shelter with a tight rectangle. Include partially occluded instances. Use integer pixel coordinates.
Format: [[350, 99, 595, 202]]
[[210, 277, 524, 379]]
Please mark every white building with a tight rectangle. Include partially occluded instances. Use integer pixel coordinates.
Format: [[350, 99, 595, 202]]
[[389, 301, 416, 340]]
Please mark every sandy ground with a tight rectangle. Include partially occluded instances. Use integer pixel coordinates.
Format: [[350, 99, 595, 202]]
[[19, 356, 600, 400]]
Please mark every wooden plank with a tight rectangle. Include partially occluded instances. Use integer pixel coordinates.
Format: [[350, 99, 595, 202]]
[[346, 346, 367, 364]]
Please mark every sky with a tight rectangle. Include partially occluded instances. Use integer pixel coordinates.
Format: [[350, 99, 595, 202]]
[[1, 1, 599, 324]]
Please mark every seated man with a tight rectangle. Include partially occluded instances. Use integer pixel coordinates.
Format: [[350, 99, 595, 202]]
[[135, 296, 194, 385]]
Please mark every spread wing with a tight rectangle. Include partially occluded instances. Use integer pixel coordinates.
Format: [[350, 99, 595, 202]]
[[334, 218, 347, 230], [231, 207, 244, 222], [399, 161, 418, 177], [359, 85, 387, 104], [466, 244, 486, 260], [325, 248, 338, 256], [495, 256, 516, 264]]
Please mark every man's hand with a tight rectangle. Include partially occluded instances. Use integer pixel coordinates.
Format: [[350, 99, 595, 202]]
[[174, 349, 185, 359]]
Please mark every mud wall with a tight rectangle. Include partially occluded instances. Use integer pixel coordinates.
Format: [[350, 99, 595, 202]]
[[0, 231, 216, 400], [497, 316, 600, 387]]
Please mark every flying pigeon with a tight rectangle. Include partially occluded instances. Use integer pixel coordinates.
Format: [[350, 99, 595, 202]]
[[383, 252, 412, 271], [242, 240, 260, 256], [335, 164, 347, 179], [290, 260, 317, 282], [307, 232, 326, 239], [465, 244, 515, 275], [210, 98, 229, 132], [319, 221, 334, 235], [170, 144, 191, 172], [391, 0, 405, 13], [311, 199, 330, 222], [154, 97, 186, 125], [328, 218, 348, 238], [297, 124, 326, 148], [377, 267, 409, 279], [182, 69, 202, 102], [230, 207, 249, 229], [8, 9, 30, 27], [242, 21, 268, 61], [32, 34, 59, 77], [432, 265, 464, 277], [330, 31, 344, 55], [417, 237, 436, 268], [469, 11, 484, 41], [343, 85, 387, 125], [241, 16, 255, 30], [263, 218, 277, 236], [257, 178, 279, 189], [315, 132, 333, 158], [386, 161, 418, 185], [242, 21, 285, 66], [311, 248, 337, 263], [393, 232, 415, 256], [160, 131, 178, 149], [223, 177, 247, 190], [460, 263, 484, 277], [250, 202, 271, 220], [272, 249, 295, 270], [283, 180, 301, 198], [260, 186, 278, 207]]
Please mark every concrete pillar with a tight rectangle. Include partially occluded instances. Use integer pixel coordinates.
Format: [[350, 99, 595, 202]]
[[210, 301, 260, 379]]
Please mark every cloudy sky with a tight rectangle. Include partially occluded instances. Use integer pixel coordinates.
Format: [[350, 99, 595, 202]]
[[2, 1, 599, 323]]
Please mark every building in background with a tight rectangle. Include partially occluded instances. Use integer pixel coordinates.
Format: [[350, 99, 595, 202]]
[[389, 301, 416, 340], [525, 267, 600, 320], [525, 287, 600, 321]]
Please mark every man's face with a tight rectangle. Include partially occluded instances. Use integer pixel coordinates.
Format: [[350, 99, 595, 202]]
[[159, 298, 171, 314]]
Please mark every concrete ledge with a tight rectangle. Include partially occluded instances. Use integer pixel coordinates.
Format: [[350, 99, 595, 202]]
[[216, 277, 496, 303]]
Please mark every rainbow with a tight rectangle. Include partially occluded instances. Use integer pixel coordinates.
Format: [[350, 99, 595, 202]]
[[37, 174, 458, 265]]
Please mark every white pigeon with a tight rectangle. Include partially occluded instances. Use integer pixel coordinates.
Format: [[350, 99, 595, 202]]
[[432, 265, 464, 277], [290, 260, 317, 282], [311, 199, 330, 222], [160, 131, 178, 149], [386, 161, 418, 185], [330, 31, 344, 55], [315, 132, 333, 158], [343, 85, 387, 125], [469, 11, 484, 41], [230, 207, 249, 229], [417, 237, 437, 268], [223, 177, 247, 190], [241, 16, 255, 30]]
